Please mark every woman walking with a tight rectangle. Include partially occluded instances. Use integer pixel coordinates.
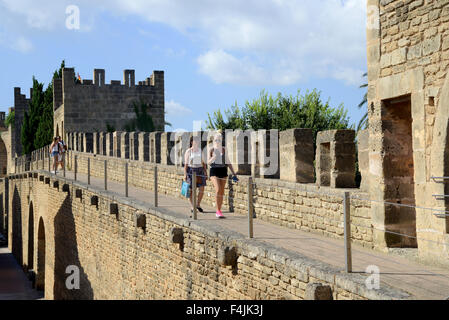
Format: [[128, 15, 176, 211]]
[[49, 137, 61, 174], [184, 136, 207, 216], [208, 134, 238, 219], [57, 136, 67, 171]]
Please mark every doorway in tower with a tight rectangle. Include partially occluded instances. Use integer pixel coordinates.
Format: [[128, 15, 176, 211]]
[[381, 95, 417, 248]]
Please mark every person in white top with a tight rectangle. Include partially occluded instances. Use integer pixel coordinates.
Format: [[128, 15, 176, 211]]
[[49, 137, 62, 174], [184, 136, 207, 215]]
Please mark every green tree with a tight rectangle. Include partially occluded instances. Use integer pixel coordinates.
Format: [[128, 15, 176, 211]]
[[206, 89, 350, 142], [5, 110, 14, 128], [357, 72, 368, 132], [124, 100, 172, 132], [21, 60, 66, 154], [22, 77, 45, 154]]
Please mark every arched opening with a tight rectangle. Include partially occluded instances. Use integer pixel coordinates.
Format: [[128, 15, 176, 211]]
[[55, 124, 59, 138], [27, 203, 34, 271], [0, 137, 7, 177], [36, 217, 46, 292], [11, 186, 23, 265]]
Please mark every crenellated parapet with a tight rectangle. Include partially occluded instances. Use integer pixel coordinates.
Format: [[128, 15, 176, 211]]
[[66, 128, 362, 190]]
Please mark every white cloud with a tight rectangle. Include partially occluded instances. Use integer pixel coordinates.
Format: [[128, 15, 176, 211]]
[[0, 0, 368, 85], [106, 0, 367, 86], [165, 99, 192, 117], [12, 36, 33, 53]]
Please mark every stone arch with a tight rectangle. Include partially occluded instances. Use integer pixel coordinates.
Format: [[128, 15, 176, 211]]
[[36, 217, 46, 292], [27, 202, 34, 271], [11, 185, 23, 265], [0, 136, 7, 177]]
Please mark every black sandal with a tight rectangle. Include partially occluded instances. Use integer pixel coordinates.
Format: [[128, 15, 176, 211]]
[[197, 207, 204, 213]]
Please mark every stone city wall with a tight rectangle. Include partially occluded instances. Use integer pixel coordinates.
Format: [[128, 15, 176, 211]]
[[65, 144, 374, 249], [0, 173, 408, 300]]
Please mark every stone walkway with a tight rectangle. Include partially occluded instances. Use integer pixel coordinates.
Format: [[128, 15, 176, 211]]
[[0, 246, 43, 300], [42, 169, 449, 299]]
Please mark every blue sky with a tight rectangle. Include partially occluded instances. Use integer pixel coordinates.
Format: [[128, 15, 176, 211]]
[[0, 0, 368, 132]]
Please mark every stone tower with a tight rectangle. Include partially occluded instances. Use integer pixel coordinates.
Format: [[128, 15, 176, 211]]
[[53, 68, 165, 139]]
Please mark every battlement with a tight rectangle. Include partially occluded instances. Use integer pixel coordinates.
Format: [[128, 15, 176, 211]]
[[67, 128, 367, 190], [13, 87, 32, 103], [59, 67, 164, 89]]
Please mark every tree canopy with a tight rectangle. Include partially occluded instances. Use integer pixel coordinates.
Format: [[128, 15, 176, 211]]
[[206, 89, 351, 141], [21, 60, 65, 155]]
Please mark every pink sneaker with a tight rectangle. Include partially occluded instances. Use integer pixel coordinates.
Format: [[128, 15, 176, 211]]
[[216, 210, 225, 219]]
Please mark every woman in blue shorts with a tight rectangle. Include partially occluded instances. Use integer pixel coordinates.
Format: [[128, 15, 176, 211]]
[[49, 137, 61, 174]]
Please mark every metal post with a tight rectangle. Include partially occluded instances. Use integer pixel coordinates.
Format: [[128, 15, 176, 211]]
[[104, 160, 107, 190], [125, 162, 128, 197], [192, 172, 197, 220], [343, 191, 352, 273], [88, 158, 91, 185], [248, 177, 254, 238], [63, 153, 66, 177], [154, 166, 158, 207], [74, 155, 78, 181]]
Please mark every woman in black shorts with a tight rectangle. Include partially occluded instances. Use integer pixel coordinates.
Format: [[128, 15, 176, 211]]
[[208, 134, 237, 219], [184, 136, 207, 215]]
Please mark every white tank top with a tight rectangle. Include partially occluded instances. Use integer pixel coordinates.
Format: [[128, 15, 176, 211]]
[[52, 144, 59, 152], [188, 149, 203, 168]]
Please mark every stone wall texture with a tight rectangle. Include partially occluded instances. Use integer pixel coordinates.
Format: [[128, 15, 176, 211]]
[[367, 0, 449, 265], [66, 151, 374, 249], [0, 173, 408, 300]]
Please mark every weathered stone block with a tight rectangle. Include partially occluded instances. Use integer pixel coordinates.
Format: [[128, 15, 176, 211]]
[[93, 132, 100, 154], [226, 130, 251, 175], [174, 131, 192, 167], [120, 132, 130, 159], [113, 132, 122, 158], [161, 132, 174, 165], [279, 129, 314, 183], [129, 132, 139, 160], [316, 130, 355, 188], [138, 132, 150, 162], [150, 132, 162, 163], [357, 130, 370, 191], [98, 132, 107, 156], [305, 283, 333, 300], [251, 130, 279, 179], [105, 133, 113, 157]]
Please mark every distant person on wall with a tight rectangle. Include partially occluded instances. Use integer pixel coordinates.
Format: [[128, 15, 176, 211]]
[[184, 136, 207, 216], [57, 136, 66, 171], [208, 134, 238, 219], [49, 137, 62, 174]]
